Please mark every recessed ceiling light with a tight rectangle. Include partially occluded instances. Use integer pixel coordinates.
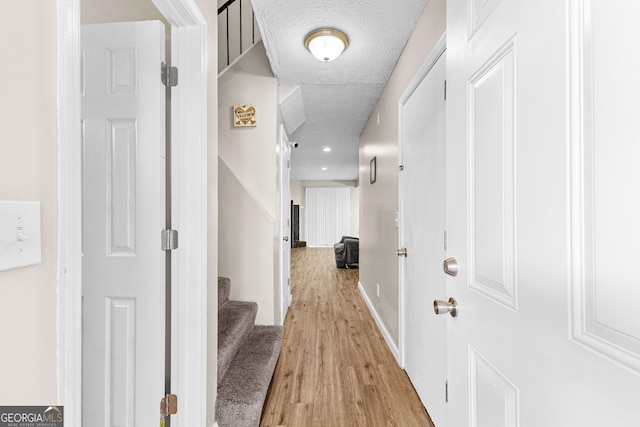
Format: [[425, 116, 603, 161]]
[[323, 147, 331, 152], [322, 167, 328, 171]]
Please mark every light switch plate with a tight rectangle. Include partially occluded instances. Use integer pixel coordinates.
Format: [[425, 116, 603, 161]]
[[0, 201, 42, 272]]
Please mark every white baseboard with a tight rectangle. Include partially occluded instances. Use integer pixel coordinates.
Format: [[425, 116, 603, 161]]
[[357, 281, 401, 364]]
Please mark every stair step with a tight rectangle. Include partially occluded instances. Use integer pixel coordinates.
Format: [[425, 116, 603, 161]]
[[218, 277, 231, 308], [218, 300, 258, 384], [216, 325, 283, 427]]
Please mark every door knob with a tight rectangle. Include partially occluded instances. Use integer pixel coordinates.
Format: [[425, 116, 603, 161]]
[[443, 257, 458, 276], [283, 236, 289, 241], [397, 247, 408, 257], [433, 298, 458, 317]]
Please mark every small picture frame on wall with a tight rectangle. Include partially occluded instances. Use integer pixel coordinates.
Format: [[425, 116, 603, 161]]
[[233, 104, 257, 127], [370, 156, 377, 184]]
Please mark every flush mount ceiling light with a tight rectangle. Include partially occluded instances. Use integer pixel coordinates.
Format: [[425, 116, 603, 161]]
[[304, 28, 349, 62]]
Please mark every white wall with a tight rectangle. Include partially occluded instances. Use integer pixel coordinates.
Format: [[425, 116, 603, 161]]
[[0, 1, 58, 404], [359, 0, 446, 346], [218, 41, 280, 324]]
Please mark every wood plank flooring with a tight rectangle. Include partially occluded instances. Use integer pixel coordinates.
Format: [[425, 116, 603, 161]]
[[260, 247, 434, 427]]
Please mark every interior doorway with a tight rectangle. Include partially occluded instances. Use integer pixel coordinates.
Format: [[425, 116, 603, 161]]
[[57, 0, 208, 425], [279, 125, 292, 324], [398, 37, 447, 427]]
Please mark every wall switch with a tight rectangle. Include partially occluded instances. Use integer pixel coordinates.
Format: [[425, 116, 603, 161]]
[[0, 201, 42, 272]]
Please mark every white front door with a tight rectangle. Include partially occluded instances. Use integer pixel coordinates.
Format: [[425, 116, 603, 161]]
[[399, 48, 447, 426], [280, 126, 292, 323], [446, 0, 640, 425], [82, 21, 166, 425]]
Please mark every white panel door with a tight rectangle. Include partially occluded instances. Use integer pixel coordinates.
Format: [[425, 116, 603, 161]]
[[446, 0, 640, 426], [82, 21, 166, 426], [569, 0, 640, 376], [400, 49, 447, 426], [280, 125, 292, 324]]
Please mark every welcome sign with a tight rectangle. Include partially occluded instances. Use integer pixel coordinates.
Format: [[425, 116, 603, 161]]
[[0, 406, 63, 427], [233, 104, 257, 127]]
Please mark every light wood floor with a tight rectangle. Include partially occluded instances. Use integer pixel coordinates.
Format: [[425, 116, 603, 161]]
[[260, 247, 434, 427]]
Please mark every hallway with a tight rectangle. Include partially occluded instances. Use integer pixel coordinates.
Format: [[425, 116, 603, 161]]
[[260, 247, 434, 426]]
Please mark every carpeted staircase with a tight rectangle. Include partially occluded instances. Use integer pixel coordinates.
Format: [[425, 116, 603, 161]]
[[217, 277, 283, 427]]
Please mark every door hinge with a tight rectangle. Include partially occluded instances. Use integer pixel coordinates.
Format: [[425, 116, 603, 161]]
[[444, 230, 448, 251], [445, 380, 448, 403], [444, 80, 447, 100], [399, 164, 404, 171], [160, 394, 178, 417], [161, 229, 179, 251], [161, 62, 178, 87]]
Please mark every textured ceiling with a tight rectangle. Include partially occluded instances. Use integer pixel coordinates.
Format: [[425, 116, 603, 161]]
[[251, 0, 429, 181]]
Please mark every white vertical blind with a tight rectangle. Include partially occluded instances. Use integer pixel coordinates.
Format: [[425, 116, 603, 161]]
[[305, 187, 350, 247]]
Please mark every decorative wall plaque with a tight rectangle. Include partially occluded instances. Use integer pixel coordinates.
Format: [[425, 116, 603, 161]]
[[233, 104, 257, 127]]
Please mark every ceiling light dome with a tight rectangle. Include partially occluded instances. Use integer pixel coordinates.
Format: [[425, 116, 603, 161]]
[[304, 28, 349, 62]]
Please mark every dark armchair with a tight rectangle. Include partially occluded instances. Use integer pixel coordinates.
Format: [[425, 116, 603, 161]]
[[334, 236, 359, 268]]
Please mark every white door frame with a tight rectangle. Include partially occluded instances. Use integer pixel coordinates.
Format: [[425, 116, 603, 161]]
[[398, 34, 446, 367], [279, 125, 292, 325], [56, 1, 209, 425]]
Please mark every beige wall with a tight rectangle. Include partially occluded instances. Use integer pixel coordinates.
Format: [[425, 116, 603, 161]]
[[82, 0, 167, 24], [358, 0, 446, 346], [350, 186, 360, 237], [290, 180, 304, 240], [290, 180, 303, 206], [0, 0, 58, 404], [218, 41, 280, 324]]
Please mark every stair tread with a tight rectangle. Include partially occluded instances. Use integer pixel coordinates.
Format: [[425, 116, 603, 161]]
[[217, 325, 283, 427], [218, 300, 258, 384]]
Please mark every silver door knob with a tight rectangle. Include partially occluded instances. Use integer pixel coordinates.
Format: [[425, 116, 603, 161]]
[[397, 248, 408, 257], [443, 257, 458, 276], [434, 298, 458, 317], [283, 236, 289, 241]]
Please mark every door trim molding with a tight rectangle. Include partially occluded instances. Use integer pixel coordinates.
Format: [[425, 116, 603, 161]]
[[56, 1, 210, 425], [279, 125, 291, 325], [56, 3, 82, 426], [166, 15, 210, 427], [397, 33, 446, 368]]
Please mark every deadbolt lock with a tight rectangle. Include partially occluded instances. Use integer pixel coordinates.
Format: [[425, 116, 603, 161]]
[[443, 257, 458, 276]]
